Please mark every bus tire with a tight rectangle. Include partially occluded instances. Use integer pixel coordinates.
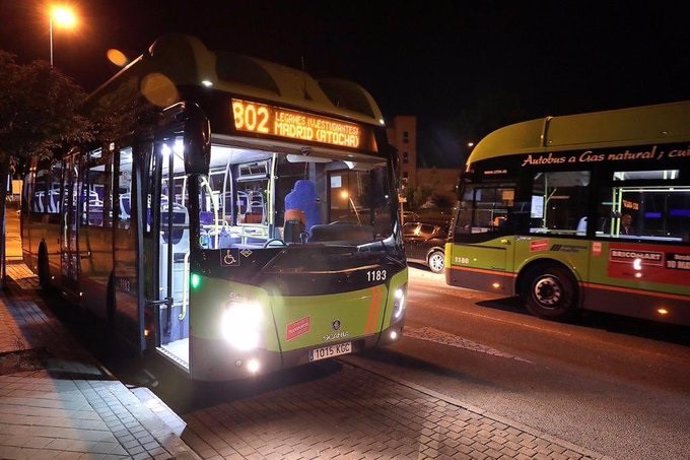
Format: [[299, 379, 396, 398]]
[[427, 250, 445, 274], [521, 264, 578, 321], [37, 244, 50, 289]]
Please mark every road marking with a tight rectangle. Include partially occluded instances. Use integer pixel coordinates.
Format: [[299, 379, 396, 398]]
[[404, 326, 534, 363], [410, 284, 573, 337]]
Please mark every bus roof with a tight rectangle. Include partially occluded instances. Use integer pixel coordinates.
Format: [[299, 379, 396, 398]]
[[87, 34, 384, 127], [468, 100, 690, 167]]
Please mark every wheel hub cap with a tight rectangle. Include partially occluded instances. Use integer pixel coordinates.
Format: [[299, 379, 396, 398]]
[[534, 277, 561, 306]]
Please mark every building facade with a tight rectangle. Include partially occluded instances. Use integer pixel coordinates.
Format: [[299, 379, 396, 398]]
[[386, 116, 418, 187]]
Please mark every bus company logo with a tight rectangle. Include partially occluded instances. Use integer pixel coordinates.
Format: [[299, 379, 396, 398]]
[[286, 316, 311, 341], [332, 320, 341, 331], [530, 239, 549, 252], [550, 244, 587, 253], [322, 330, 350, 343], [609, 249, 664, 266]]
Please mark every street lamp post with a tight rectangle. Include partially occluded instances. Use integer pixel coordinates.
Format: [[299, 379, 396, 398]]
[[49, 6, 77, 67]]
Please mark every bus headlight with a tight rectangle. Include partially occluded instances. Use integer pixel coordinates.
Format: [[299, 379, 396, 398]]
[[392, 285, 407, 320], [220, 299, 263, 351]]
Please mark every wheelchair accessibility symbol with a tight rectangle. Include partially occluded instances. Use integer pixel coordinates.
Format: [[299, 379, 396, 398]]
[[220, 249, 240, 267]]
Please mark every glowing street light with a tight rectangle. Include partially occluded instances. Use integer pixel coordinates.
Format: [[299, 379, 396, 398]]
[[49, 5, 77, 67]]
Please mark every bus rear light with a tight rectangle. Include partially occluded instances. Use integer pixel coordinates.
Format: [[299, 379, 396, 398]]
[[657, 308, 669, 316], [389, 330, 398, 340], [144, 328, 150, 337], [492, 282, 501, 289]]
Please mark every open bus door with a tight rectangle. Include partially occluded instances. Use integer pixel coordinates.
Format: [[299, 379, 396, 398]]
[[110, 143, 148, 353], [149, 133, 192, 372], [147, 104, 210, 374]]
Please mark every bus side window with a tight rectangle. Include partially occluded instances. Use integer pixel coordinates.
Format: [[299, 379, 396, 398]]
[[600, 169, 690, 241], [530, 171, 589, 235]]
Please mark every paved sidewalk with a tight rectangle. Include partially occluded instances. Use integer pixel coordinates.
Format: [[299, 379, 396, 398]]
[[180, 358, 610, 460], [0, 263, 199, 460]]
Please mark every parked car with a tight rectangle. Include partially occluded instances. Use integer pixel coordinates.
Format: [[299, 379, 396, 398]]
[[402, 222, 448, 273]]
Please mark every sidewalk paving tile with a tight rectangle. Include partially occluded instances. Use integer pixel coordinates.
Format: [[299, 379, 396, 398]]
[[0, 263, 200, 460]]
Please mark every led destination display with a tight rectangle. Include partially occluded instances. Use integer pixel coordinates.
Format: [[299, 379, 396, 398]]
[[232, 98, 374, 151]]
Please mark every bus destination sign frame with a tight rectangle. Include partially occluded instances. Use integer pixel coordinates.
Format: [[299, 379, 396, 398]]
[[231, 98, 377, 153]]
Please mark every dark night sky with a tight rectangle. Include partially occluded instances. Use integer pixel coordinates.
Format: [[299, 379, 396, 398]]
[[2, 1, 690, 167]]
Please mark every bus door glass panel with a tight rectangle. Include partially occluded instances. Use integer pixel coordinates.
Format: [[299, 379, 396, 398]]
[[529, 171, 590, 236], [455, 184, 515, 271], [60, 153, 80, 289], [112, 146, 142, 349], [157, 138, 190, 369], [81, 148, 113, 286], [32, 159, 63, 272]]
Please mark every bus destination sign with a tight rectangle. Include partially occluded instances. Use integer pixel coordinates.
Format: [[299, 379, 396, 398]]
[[232, 98, 374, 151]]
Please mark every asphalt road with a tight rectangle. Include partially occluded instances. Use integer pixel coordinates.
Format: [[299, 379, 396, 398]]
[[357, 265, 690, 460]]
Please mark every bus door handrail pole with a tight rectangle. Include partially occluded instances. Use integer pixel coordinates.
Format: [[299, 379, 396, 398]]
[[165, 144, 174, 334], [133, 136, 154, 352]]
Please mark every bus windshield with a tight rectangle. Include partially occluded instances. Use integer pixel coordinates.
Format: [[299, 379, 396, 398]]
[[160, 140, 398, 257]]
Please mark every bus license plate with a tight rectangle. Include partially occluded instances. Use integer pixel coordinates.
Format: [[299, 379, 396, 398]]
[[309, 342, 352, 362]]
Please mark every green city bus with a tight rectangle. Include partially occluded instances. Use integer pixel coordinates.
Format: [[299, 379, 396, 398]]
[[21, 34, 407, 380], [447, 100, 690, 325]]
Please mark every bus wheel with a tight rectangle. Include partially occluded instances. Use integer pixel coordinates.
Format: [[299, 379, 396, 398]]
[[427, 250, 445, 274], [37, 246, 50, 289], [521, 265, 578, 321]]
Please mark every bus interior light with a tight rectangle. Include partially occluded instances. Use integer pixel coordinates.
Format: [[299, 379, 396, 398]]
[[173, 138, 184, 155]]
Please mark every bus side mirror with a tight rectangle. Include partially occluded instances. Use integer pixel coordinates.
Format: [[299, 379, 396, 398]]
[[183, 103, 211, 175]]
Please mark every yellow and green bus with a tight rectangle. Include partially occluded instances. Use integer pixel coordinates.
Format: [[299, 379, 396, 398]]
[[21, 34, 407, 380], [447, 100, 690, 325]]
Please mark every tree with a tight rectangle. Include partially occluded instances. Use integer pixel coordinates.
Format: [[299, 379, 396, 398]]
[[0, 51, 92, 287], [402, 182, 434, 212]]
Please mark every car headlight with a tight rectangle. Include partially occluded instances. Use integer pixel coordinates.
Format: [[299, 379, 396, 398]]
[[392, 285, 407, 320], [220, 299, 263, 351]]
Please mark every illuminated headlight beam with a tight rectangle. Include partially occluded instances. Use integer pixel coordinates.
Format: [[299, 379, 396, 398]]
[[220, 300, 263, 351]]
